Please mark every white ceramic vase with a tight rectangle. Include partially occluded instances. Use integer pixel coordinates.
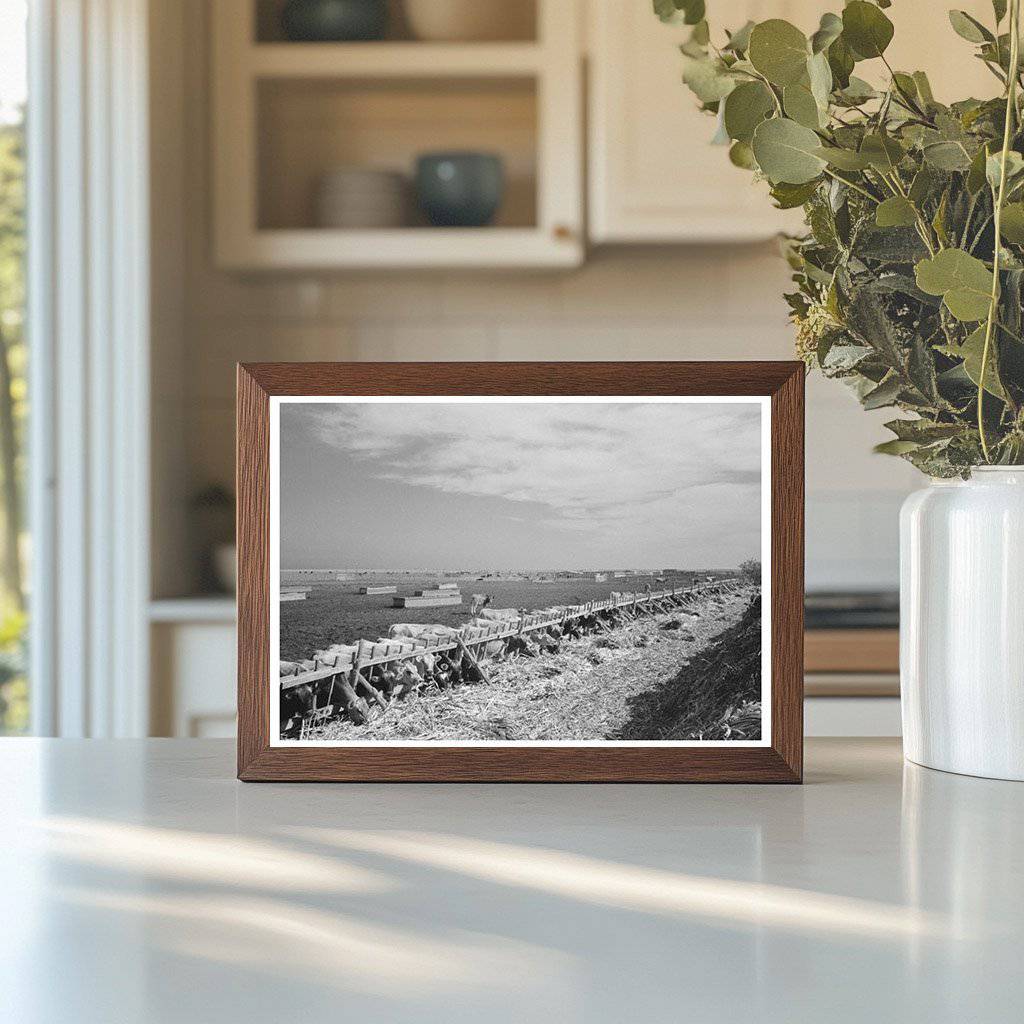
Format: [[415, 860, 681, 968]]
[[900, 467, 1024, 781]]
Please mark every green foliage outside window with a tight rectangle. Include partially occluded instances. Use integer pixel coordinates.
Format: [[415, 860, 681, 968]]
[[0, 110, 28, 733]]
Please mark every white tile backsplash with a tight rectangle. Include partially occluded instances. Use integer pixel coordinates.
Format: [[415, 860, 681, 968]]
[[806, 490, 906, 591], [178, 249, 917, 591]]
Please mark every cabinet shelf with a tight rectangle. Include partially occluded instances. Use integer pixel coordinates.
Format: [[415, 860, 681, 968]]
[[219, 226, 579, 270], [248, 42, 544, 79]]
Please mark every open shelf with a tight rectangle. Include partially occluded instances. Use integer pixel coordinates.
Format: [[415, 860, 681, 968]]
[[257, 76, 537, 232], [222, 227, 578, 269], [150, 597, 236, 624]]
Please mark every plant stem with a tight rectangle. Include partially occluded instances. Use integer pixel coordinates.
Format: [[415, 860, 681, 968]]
[[979, 0, 1021, 463], [821, 167, 879, 203], [880, 54, 930, 120], [968, 212, 994, 253]]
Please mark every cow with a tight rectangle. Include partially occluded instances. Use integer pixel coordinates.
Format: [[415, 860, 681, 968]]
[[476, 607, 521, 622], [279, 682, 316, 734], [378, 661, 425, 699], [313, 643, 359, 666], [387, 623, 457, 640]]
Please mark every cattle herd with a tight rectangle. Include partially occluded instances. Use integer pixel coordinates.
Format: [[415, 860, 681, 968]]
[[278, 583, 741, 738]]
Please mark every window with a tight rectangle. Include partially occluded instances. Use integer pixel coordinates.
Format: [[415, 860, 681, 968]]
[[0, 0, 28, 734]]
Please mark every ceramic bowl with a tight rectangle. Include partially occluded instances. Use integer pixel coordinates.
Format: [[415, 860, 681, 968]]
[[314, 168, 409, 228], [415, 152, 505, 227], [280, 0, 388, 42]]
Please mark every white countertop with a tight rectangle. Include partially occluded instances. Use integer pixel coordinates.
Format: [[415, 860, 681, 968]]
[[1, 738, 1021, 1023]]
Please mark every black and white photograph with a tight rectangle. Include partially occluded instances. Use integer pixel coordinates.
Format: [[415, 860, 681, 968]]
[[270, 397, 769, 745]]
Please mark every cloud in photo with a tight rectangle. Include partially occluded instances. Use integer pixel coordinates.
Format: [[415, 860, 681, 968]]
[[279, 400, 762, 570]]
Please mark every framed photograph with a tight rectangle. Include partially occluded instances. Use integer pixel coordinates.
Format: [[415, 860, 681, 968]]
[[237, 362, 803, 782]]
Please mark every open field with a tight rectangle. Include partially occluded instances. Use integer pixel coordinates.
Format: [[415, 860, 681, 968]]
[[279, 571, 709, 661]]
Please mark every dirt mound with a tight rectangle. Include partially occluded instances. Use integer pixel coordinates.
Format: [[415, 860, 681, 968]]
[[616, 596, 762, 741]]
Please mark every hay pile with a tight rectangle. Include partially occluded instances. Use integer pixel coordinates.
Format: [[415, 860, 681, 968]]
[[616, 595, 762, 741], [306, 591, 752, 742]]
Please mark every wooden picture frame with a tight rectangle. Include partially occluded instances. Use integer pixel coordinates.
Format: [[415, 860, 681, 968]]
[[237, 362, 804, 782]]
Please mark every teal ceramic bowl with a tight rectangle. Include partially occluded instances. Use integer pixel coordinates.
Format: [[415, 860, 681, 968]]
[[280, 0, 388, 42], [415, 152, 505, 227]]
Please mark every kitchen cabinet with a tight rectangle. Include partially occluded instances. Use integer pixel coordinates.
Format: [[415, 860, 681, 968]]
[[150, 600, 237, 738], [212, 0, 583, 269], [587, 0, 998, 244]]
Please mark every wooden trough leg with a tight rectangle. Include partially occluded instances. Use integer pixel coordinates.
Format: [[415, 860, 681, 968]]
[[457, 637, 489, 683], [340, 651, 371, 724], [357, 669, 388, 710]]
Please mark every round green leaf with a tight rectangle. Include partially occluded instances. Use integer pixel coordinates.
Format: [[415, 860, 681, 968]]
[[967, 143, 994, 194], [827, 35, 855, 88], [914, 249, 994, 322], [874, 439, 922, 456], [836, 76, 877, 105], [748, 19, 810, 86], [810, 12, 843, 54], [875, 196, 918, 228], [814, 145, 871, 170], [958, 325, 1007, 398], [807, 51, 833, 108], [723, 81, 775, 143], [783, 83, 821, 129], [752, 117, 827, 184], [681, 55, 736, 103], [986, 150, 1024, 189], [860, 133, 905, 172], [770, 179, 820, 209], [654, 0, 705, 25], [724, 20, 755, 53], [924, 141, 973, 171], [842, 1, 894, 59], [999, 202, 1024, 242], [948, 10, 993, 44], [912, 71, 935, 103], [729, 140, 758, 170]]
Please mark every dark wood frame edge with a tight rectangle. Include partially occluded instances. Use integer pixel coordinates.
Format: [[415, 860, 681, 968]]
[[237, 362, 804, 783]]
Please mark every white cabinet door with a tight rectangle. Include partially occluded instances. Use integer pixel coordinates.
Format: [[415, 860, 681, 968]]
[[587, 1, 998, 244], [588, 1, 813, 243]]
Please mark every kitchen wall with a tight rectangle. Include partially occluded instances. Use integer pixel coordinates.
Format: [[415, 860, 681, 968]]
[[151, 0, 919, 599]]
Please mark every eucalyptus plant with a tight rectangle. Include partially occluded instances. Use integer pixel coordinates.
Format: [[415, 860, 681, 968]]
[[659, 0, 1024, 475]]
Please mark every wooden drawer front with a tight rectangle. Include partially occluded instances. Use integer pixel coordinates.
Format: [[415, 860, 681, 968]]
[[804, 629, 899, 674]]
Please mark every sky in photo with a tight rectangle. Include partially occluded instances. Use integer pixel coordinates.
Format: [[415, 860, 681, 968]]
[[279, 400, 763, 571]]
